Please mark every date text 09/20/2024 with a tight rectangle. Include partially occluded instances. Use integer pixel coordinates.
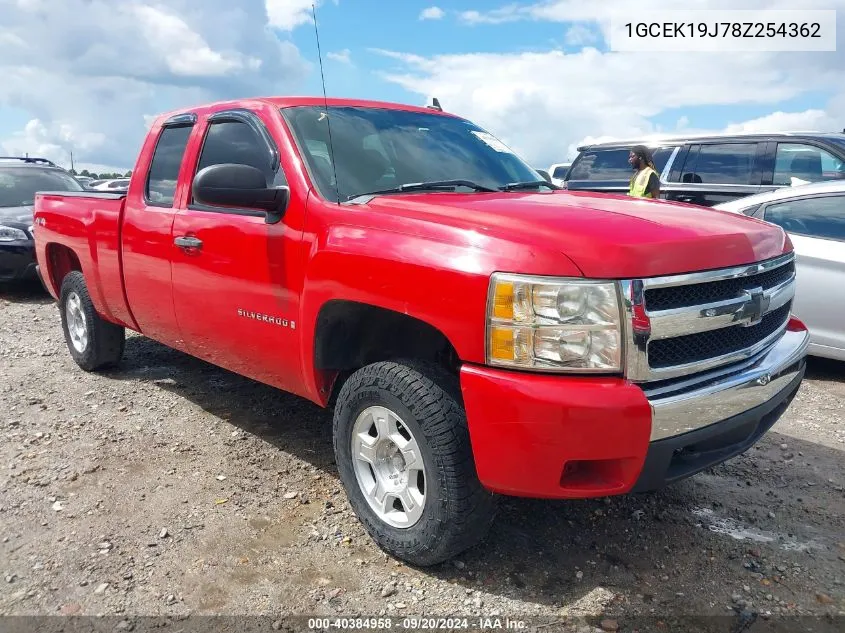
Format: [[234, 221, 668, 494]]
[[307, 617, 526, 630]]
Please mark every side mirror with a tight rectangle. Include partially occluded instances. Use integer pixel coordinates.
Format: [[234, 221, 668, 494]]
[[536, 169, 551, 183], [192, 163, 289, 224]]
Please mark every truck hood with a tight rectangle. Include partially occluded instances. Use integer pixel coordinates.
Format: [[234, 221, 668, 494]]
[[0, 204, 33, 225], [361, 191, 790, 278]]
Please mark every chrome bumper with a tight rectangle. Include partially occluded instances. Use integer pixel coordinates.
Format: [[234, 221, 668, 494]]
[[646, 328, 810, 442]]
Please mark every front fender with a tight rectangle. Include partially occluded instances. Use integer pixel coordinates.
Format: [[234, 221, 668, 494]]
[[297, 220, 583, 403]]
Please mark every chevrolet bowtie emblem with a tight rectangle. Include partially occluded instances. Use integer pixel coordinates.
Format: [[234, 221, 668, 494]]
[[736, 286, 769, 327]]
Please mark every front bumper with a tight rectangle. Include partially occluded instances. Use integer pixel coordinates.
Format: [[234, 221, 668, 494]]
[[460, 327, 809, 499], [0, 240, 37, 282]]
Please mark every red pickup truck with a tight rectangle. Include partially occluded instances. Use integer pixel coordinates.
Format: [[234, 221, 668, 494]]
[[33, 97, 809, 566]]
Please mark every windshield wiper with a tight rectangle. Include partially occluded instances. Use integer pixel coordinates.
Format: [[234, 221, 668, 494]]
[[347, 179, 497, 201], [498, 180, 561, 191]]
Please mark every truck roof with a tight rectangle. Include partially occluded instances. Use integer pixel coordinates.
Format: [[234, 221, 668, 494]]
[[155, 96, 457, 125]]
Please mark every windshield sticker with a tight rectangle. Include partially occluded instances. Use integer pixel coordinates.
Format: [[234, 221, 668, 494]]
[[471, 131, 513, 153]]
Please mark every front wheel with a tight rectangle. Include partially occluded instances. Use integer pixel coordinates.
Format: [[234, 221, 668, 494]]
[[59, 271, 125, 372], [332, 360, 496, 566]]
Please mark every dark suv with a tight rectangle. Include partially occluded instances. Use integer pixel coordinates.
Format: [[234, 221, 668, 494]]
[[563, 132, 845, 207], [0, 157, 84, 283]]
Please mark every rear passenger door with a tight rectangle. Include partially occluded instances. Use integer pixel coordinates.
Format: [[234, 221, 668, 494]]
[[664, 142, 767, 206], [120, 114, 194, 350], [757, 193, 845, 354], [170, 107, 308, 395]]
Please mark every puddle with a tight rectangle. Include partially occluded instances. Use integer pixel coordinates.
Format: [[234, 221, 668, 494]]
[[691, 507, 820, 551]]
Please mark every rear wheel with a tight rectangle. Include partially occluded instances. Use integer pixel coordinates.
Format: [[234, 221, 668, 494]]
[[59, 271, 125, 371], [333, 360, 496, 566]]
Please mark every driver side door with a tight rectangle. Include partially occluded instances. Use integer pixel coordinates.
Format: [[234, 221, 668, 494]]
[[170, 106, 309, 395]]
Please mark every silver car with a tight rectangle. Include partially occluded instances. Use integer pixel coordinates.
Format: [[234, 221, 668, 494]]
[[715, 181, 845, 361]]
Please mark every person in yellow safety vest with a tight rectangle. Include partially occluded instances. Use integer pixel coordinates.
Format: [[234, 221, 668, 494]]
[[627, 145, 661, 199]]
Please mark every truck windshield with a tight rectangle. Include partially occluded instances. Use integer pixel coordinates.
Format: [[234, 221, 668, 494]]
[[282, 105, 542, 202], [0, 168, 84, 207]]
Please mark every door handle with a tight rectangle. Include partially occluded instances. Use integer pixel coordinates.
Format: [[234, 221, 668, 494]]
[[174, 236, 203, 249]]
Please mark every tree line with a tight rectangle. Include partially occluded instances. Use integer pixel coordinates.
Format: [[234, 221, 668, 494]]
[[69, 169, 133, 179]]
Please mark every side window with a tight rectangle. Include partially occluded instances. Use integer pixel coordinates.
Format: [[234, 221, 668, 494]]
[[764, 195, 845, 241], [568, 149, 632, 180], [568, 147, 674, 181], [773, 143, 845, 185], [685, 143, 757, 185], [651, 147, 675, 173], [552, 165, 570, 179], [194, 119, 285, 194], [679, 146, 700, 183], [146, 124, 192, 206]]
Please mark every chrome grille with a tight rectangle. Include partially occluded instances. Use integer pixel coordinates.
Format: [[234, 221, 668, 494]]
[[648, 303, 791, 369], [621, 253, 796, 382], [644, 260, 795, 311]]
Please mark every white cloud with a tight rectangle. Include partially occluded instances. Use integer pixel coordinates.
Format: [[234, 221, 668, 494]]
[[0, 0, 314, 170], [264, 0, 339, 30], [377, 0, 845, 167], [419, 6, 445, 21], [459, 6, 528, 25], [563, 24, 598, 47], [131, 5, 249, 76], [265, 0, 314, 30], [721, 110, 834, 134], [327, 49, 352, 64]]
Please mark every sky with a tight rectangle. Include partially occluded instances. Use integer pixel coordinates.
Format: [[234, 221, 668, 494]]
[[0, 0, 843, 174]]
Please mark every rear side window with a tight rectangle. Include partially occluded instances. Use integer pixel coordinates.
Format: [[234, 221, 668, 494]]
[[552, 165, 570, 179], [681, 143, 757, 185], [740, 203, 761, 217], [146, 125, 192, 206], [763, 195, 845, 241], [773, 143, 845, 185], [568, 147, 674, 180]]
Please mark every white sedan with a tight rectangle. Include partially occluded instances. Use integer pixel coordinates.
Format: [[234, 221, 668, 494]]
[[715, 181, 845, 362]]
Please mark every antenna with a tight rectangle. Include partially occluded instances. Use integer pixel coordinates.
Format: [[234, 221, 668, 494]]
[[312, 3, 340, 205]]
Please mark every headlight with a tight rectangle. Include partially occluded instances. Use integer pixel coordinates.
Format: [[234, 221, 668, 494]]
[[0, 225, 28, 242], [486, 273, 623, 372]]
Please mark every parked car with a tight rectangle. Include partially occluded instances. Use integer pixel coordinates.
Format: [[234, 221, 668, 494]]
[[91, 178, 131, 191], [74, 175, 94, 187], [32, 97, 809, 566], [715, 180, 845, 361], [547, 162, 571, 187], [0, 156, 84, 283], [565, 132, 845, 206]]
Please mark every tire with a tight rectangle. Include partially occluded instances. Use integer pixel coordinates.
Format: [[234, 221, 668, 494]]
[[59, 271, 125, 371], [333, 360, 497, 566]]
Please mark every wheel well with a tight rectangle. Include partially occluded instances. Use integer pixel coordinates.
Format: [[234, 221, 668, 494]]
[[45, 244, 81, 292], [315, 301, 461, 400]]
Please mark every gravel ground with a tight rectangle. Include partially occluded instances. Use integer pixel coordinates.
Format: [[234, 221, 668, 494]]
[[1, 282, 844, 631]]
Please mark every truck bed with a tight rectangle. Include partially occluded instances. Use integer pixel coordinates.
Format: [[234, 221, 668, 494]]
[[33, 190, 136, 329]]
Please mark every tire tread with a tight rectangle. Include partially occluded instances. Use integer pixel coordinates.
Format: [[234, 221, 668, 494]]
[[333, 359, 496, 566], [59, 271, 125, 372]]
